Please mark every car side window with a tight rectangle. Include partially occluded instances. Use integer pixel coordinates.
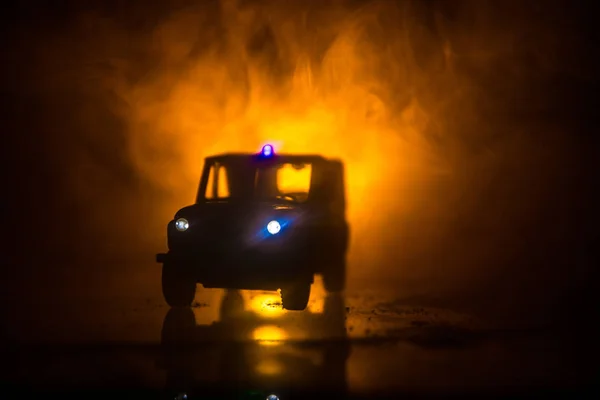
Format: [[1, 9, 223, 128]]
[[218, 166, 230, 198], [205, 163, 231, 200], [205, 165, 215, 199]]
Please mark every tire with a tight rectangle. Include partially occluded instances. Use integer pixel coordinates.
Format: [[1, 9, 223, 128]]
[[323, 257, 346, 293], [162, 260, 196, 307], [281, 281, 311, 311]]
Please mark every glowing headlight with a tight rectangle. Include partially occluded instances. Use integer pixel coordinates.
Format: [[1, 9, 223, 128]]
[[266, 395, 279, 400], [266, 220, 281, 235], [175, 218, 189, 232]]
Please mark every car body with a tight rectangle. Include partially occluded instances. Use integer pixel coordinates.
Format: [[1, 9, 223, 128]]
[[156, 145, 349, 310]]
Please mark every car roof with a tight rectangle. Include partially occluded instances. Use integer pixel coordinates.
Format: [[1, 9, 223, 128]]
[[205, 153, 340, 164]]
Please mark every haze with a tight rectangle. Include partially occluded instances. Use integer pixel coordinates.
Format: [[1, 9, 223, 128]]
[[5, 0, 597, 328]]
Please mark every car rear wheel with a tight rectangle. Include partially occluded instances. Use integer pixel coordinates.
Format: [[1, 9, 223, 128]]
[[323, 257, 346, 293], [280, 281, 311, 311], [162, 261, 196, 307]]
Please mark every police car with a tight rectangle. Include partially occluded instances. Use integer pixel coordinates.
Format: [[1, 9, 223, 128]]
[[156, 145, 349, 310]]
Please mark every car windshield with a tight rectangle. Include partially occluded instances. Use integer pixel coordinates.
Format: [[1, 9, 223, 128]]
[[200, 160, 313, 204], [254, 162, 312, 203]]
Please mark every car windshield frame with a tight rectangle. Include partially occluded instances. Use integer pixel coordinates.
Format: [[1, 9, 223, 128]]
[[195, 156, 322, 204], [253, 162, 313, 204]]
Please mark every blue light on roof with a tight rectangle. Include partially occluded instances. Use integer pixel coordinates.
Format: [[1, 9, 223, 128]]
[[261, 144, 274, 157]]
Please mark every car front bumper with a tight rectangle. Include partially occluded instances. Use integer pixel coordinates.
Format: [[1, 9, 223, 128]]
[[156, 250, 313, 290]]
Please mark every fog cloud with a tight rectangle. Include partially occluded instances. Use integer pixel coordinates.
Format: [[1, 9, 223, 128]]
[[10, 0, 595, 322]]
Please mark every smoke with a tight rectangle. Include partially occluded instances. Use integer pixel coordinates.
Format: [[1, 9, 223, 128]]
[[118, 0, 440, 268], [8, 0, 596, 322]]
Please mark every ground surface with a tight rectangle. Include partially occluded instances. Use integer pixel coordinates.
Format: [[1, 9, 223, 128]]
[[2, 263, 595, 397]]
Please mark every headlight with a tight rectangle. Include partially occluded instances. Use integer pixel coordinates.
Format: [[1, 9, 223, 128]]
[[175, 218, 189, 232], [266, 220, 281, 235]]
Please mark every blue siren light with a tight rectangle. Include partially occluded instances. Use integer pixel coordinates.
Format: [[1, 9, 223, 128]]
[[261, 144, 274, 157]]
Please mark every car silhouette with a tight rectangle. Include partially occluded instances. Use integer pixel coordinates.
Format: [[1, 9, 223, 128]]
[[156, 145, 349, 310]]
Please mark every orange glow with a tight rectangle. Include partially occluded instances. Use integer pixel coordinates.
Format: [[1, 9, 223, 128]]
[[249, 293, 285, 318], [255, 358, 284, 376], [27, 0, 582, 312], [218, 167, 230, 198], [252, 325, 287, 346], [276, 163, 312, 195], [306, 276, 327, 314], [118, 1, 456, 280]]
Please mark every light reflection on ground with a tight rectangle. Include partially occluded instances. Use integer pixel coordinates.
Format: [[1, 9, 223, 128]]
[[252, 325, 288, 346]]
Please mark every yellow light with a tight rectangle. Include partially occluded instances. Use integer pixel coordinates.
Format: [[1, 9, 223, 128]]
[[252, 325, 287, 346], [249, 293, 285, 318], [277, 163, 311, 193]]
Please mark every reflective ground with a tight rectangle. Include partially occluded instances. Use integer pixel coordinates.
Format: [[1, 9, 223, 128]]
[[2, 268, 595, 398]]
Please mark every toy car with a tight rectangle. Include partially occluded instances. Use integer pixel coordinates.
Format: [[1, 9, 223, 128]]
[[156, 145, 349, 310]]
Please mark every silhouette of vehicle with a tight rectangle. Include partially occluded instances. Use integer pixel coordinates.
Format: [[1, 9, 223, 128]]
[[156, 145, 349, 310], [157, 291, 349, 398]]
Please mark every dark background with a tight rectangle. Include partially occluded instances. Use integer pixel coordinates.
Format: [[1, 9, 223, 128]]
[[2, 0, 598, 343]]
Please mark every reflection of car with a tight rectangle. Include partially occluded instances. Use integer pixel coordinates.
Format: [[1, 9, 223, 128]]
[[158, 292, 350, 399], [156, 145, 349, 310]]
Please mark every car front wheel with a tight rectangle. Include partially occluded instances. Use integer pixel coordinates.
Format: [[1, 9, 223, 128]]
[[162, 260, 196, 307]]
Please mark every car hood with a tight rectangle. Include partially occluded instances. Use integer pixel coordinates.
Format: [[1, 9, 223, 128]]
[[173, 202, 306, 232], [176, 201, 300, 219]]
